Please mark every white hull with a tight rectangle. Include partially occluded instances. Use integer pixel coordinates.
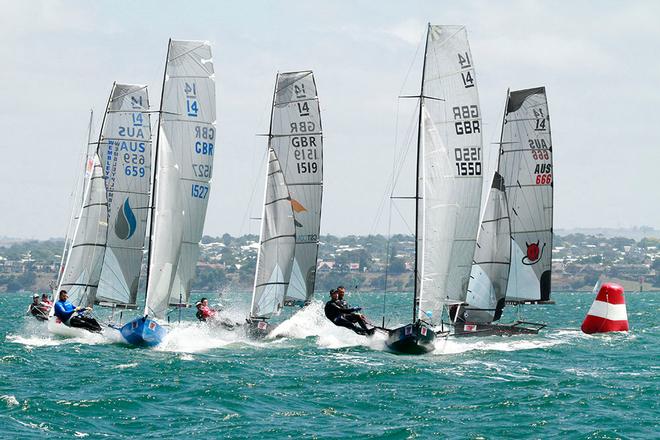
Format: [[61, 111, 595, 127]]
[[47, 316, 96, 338]]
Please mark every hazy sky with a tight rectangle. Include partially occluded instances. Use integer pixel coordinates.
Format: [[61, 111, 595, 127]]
[[1, 0, 658, 239]]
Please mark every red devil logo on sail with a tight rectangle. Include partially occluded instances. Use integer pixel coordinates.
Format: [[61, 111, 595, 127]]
[[522, 240, 545, 265]]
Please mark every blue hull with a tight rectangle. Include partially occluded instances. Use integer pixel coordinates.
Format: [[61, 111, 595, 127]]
[[120, 317, 167, 347]]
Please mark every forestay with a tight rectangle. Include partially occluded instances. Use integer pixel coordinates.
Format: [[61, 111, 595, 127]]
[[501, 87, 553, 302], [250, 149, 296, 318], [146, 40, 216, 319], [57, 155, 108, 307], [417, 25, 484, 322], [96, 84, 151, 306], [464, 172, 510, 322], [269, 71, 323, 304]]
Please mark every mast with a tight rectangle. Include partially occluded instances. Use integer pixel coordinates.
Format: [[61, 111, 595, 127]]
[[412, 23, 430, 323], [144, 39, 171, 313], [249, 72, 279, 318]]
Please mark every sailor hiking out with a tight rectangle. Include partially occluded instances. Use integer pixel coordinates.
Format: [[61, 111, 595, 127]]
[[53, 290, 102, 333], [27, 293, 48, 321], [324, 289, 374, 335]]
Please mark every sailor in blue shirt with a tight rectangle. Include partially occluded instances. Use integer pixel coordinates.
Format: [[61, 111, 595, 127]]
[[54, 290, 102, 333]]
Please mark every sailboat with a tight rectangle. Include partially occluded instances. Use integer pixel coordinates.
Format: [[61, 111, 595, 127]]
[[385, 24, 484, 354], [120, 40, 216, 347], [247, 71, 323, 337], [49, 83, 152, 338], [454, 87, 553, 336]]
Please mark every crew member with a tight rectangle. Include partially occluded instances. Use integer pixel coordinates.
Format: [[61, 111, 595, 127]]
[[38, 293, 52, 316], [53, 290, 102, 332], [324, 290, 373, 335], [336, 286, 349, 308], [195, 297, 217, 322], [27, 294, 47, 321]]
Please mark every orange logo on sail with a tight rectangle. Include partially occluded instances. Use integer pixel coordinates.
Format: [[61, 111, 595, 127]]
[[290, 199, 306, 213]]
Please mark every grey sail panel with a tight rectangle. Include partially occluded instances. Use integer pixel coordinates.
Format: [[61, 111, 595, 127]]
[[250, 149, 296, 318], [57, 154, 108, 307], [270, 71, 323, 303], [501, 87, 553, 302], [417, 25, 484, 322], [96, 83, 152, 306], [464, 172, 510, 322], [146, 40, 216, 319]]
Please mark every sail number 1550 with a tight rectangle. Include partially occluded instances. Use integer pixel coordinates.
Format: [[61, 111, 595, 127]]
[[454, 147, 482, 176]]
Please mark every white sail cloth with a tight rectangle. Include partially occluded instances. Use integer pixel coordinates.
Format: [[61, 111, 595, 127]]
[[96, 83, 152, 306], [250, 149, 296, 318], [464, 172, 510, 322], [57, 154, 107, 307], [146, 40, 216, 319], [269, 71, 323, 304], [501, 87, 553, 302], [417, 25, 484, 322]]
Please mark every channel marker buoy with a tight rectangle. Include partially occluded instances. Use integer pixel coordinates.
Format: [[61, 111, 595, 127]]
[[581, 282, 629, 334]]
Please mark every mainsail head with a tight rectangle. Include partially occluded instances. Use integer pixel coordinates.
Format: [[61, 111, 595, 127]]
[[269, 71, 323, 304], [145, 39, 216, 319], [416, 25, 484, 323], [501, 87, 553, 302]]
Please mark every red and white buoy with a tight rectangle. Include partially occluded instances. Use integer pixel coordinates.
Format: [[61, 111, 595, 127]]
[[581, 282, 629, 334]]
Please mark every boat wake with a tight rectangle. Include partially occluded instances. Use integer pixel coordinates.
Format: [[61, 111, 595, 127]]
[[6, 319, 112, 347], [155, 321, 240, 353], [431, 328, 582, 355]]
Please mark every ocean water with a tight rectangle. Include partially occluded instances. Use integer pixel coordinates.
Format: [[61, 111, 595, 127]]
[[1, 290, 658, 439]]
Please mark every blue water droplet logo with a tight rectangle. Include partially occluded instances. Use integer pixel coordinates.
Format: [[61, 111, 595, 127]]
[[115, 198, 137, 240]]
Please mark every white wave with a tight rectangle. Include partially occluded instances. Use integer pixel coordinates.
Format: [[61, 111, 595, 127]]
[[155, 321, 240, 354], [268, 301, 384, 350], [112, 362, 138, 370], [1, 395, 19, 407], [6, 331, 109, 347], [432, 328, 576, 355]]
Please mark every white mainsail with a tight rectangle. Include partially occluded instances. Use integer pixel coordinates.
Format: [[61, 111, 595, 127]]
[[250, 149, 296, 318], [416, 25, 484, 322], [57, 154, 108, 307], [464, 172, 510, 322], [96, 83, 152, 306], [501, 87, 553, 302], [269, 71, 323, 304], [145, 40, 216, 320], [56, 110, 95, 290]]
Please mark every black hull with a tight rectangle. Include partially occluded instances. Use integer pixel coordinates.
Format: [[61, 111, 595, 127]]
[[245, 319, 270, 339], [451, 321, 546, 338], [386, 322, 438, 355]]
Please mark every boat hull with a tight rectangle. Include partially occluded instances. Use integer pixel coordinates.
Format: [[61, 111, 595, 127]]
[[120, 317, 167, 347], [245, 319, 270, 339], [451, 321, 546, 337], [386, 322, 436, 355], [47, 316, 102, 338]]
